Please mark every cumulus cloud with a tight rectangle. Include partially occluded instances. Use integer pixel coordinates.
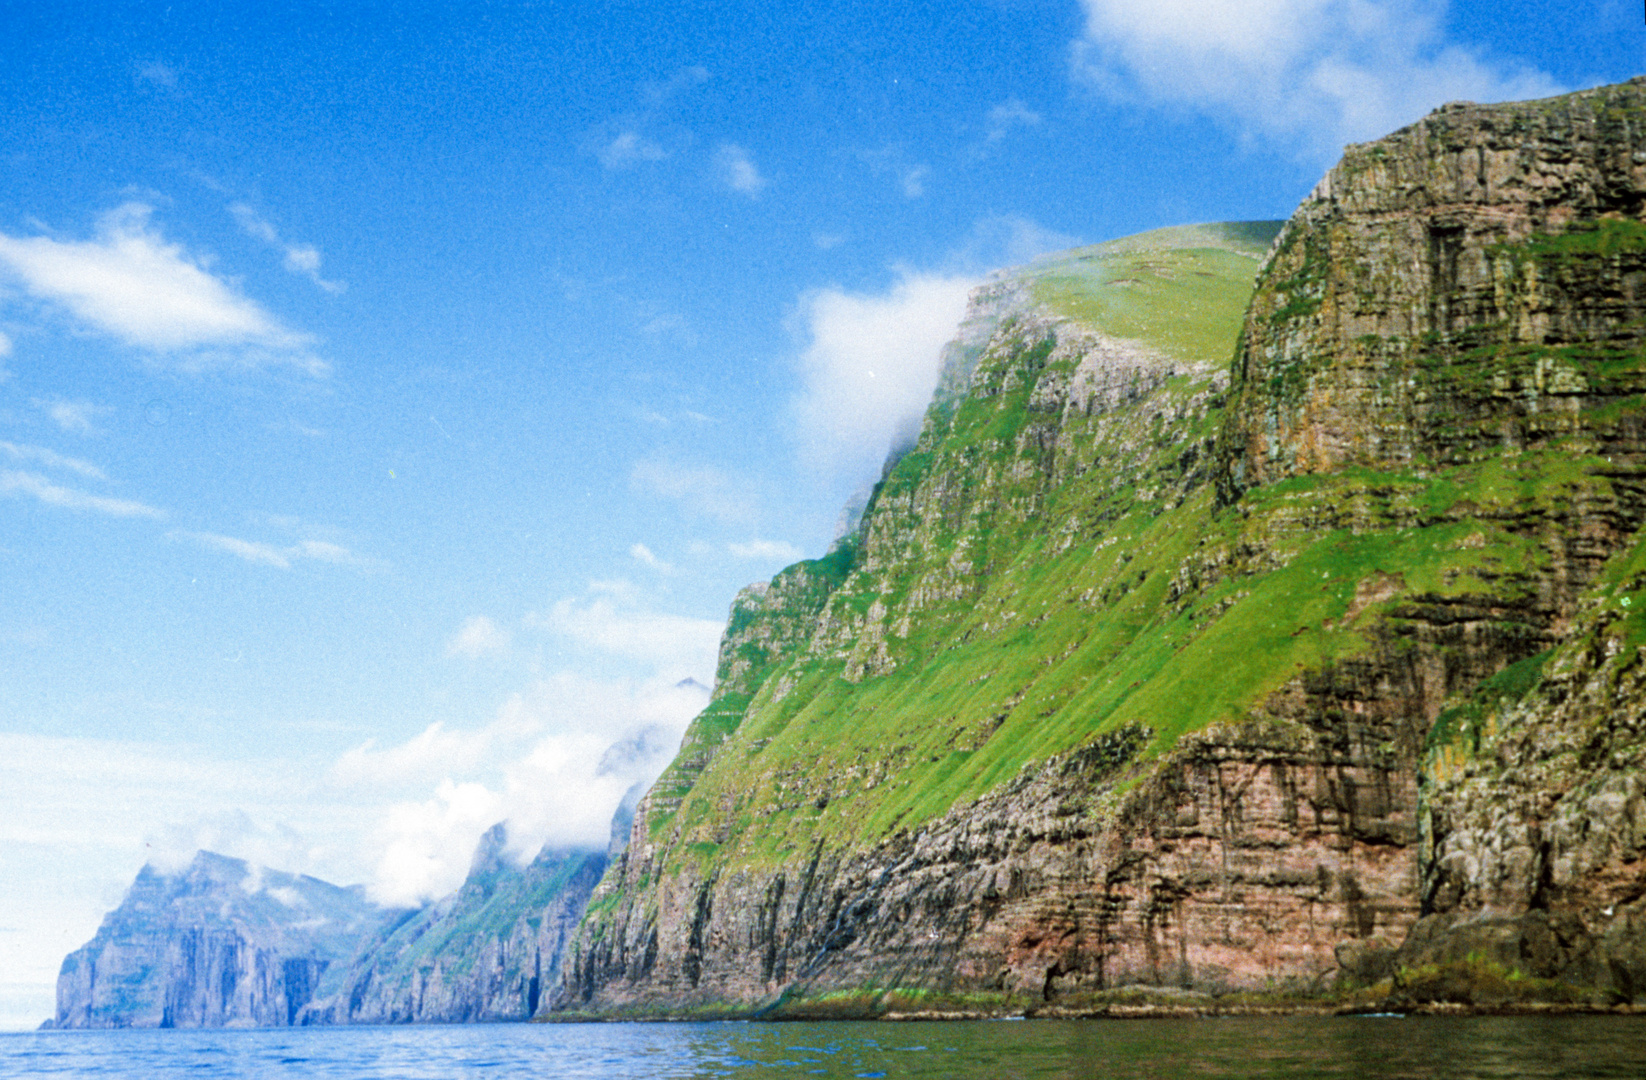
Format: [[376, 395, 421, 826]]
[[630, 458, 759, 525], [0, 203, 326, 374], [727, 538, 803, 562], [715, 143, 767, 196], [790, 271, 979, 478], [34, 398, 112, 436], [230, 204, 345, 294], [598, 130, 668, 169], [0, 442, 106, 480], [446, 615, 510, 659], [1071, 0, 1563, 154], [0, 470, 163, 519], [169, 530, 379, 570]]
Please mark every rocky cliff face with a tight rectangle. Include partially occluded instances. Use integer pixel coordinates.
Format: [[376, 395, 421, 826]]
[[1224, 78, 1646, 491], [563, 81, 1646, 1018], [297, 827, 605, 1024], [54, 852, 386, 1028]]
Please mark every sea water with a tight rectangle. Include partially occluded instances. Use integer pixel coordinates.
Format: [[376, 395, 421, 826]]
[[3, 1015, 1645, 1078]]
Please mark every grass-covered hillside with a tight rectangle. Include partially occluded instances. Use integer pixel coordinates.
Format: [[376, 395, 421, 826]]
[[634, 222, 1295, 868], [569, 87, 1646, 1014]]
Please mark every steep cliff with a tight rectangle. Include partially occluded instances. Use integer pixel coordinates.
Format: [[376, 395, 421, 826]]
[[54, 852, 386, 1028], [297, 827, 605, 1024], [563, 79, 1646, 1018]]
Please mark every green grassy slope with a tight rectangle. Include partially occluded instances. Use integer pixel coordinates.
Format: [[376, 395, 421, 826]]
[[625, 217, 1629, 883]]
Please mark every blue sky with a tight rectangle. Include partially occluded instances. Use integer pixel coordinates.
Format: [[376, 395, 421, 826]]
[[0, 0, 1639, 1029]]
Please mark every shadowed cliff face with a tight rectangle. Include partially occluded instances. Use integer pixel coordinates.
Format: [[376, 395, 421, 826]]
[[563, 82, 1646, 1018]]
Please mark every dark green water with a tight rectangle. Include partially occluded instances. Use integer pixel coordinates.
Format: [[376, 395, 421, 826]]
[[5, 1015, 1644, 1078]]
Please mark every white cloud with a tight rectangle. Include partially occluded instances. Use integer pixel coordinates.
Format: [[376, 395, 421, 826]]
[[790, 271, 980, 479], [446, 615, 510, 659], [0, 203, 326, 373], [986, 98, 1043, 142], [0, 330, 10, 357], [629, 542, 674, 573], [715, 143, 767, 196], [169, 529, 379, 570], [0, 470, 163, 519], [533, 586, 723, 682], [0, 650, 717, 1013], [143, 809, 313, 878], [230, 203, 345, 294], [34, 398, 112, 436], [598, 130, 668, 169], [336, 670, 711, 905], [0, 442, 106, 480], [856, 146, 932, 199], [814, 232, 845, 250], [1071, 0, 1563, 153], [954, 214, 1083, 270], [630, 457, 759, 525], [727, 538, 803, 563], [175, 531, 291, 567], [331, 722, 497, 792]]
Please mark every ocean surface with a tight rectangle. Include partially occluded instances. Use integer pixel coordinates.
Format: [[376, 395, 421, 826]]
[[3, 1015, 1644, 1078]]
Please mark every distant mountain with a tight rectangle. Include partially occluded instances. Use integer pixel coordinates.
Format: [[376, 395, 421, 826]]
[[54, 827, 607, 1028], [296, 826, 604, 1024], [52, 851, 386, 1028]]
